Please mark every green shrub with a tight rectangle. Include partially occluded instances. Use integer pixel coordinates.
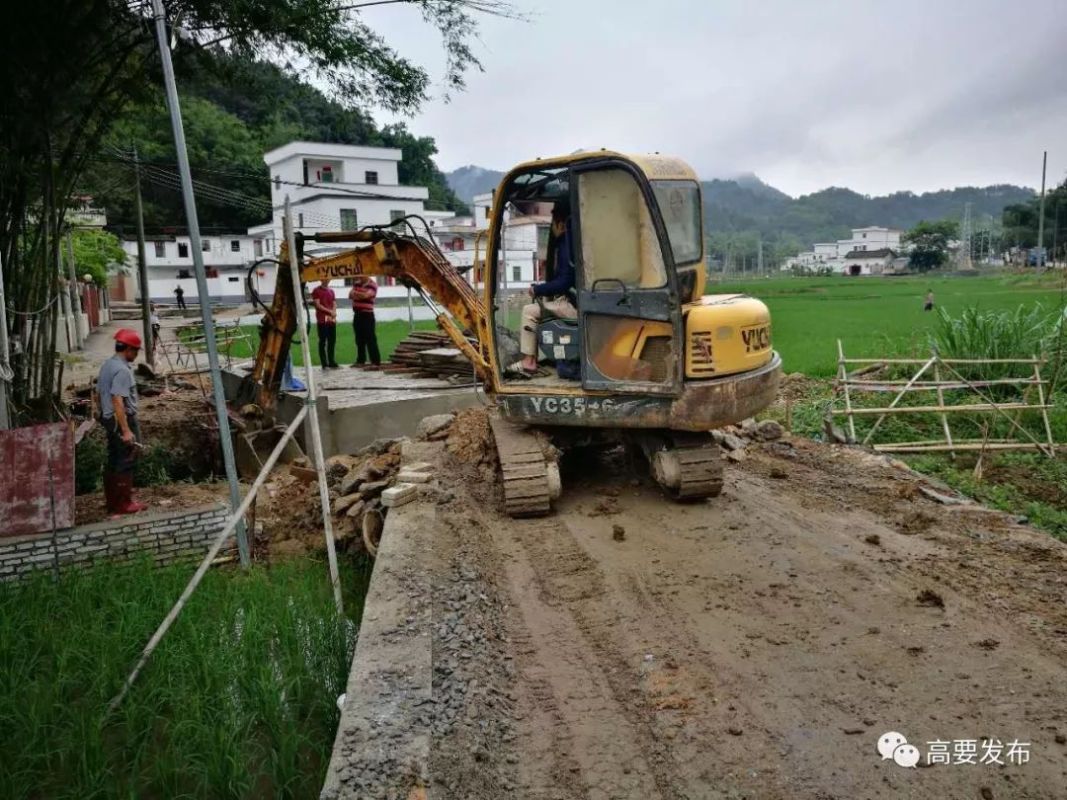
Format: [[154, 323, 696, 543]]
[[75, 429, 106, 494]]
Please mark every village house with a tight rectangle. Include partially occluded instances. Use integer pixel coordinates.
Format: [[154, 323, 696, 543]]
[[785, 226, 907, 275]]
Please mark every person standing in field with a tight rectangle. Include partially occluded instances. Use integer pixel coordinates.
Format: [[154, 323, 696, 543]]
[[173, 285, 186, 310], [349, 275, 381, 367], [924, 290, 935, 312], [97, 328, 147, 515], [310, 279, 339, 368]]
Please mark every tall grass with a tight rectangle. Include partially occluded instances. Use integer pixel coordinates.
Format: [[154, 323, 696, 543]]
[[0, 555, 371, 799], [929, 304, 1066, 391]]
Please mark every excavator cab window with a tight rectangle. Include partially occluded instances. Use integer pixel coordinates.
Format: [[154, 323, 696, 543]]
[[572, 164, 682, 394], [490, 166, 574, 383]]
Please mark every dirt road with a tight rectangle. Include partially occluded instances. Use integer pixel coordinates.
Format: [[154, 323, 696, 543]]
[[425, 431, 1067, 799]]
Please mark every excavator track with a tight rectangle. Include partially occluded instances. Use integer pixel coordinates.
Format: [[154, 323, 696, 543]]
[[635, 432, 724, 501], [489, 416, 561, 518]]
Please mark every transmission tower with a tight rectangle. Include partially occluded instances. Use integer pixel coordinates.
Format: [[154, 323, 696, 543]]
[[957, 202, 975, 270]]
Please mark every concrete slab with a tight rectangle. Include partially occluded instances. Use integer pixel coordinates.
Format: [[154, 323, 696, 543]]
[[221, 366, 481, 457], [320, 443, 441, 800]]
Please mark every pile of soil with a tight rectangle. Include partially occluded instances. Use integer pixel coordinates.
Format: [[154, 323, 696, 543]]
[[445, 407, 495, 467], [255, 445, 402, 559]]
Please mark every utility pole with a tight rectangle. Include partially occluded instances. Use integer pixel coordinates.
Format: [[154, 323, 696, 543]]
[[151, 0, 249, 567], [64, 232, 85, 350], [757, 238, 764, 275], [0, 250, 11, 429], [132, 147, 154, 369], [1037, 150, 1047, 267]]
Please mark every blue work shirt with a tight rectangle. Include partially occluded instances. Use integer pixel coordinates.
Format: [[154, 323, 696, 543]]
[[533, 227, 575, 298], [97, 354, 138, 419]]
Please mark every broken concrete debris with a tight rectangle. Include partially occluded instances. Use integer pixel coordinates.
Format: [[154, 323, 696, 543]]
[[416, 413, 456, 441], [382, 484, 418, 508]]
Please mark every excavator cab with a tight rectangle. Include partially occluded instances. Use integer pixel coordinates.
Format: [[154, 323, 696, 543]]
[[488, 154, 688, 395]]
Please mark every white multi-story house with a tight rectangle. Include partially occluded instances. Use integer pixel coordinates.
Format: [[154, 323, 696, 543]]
[[248, 141, 431, 300], [118, 232, 273, 304], [786, 226, 906, 275]]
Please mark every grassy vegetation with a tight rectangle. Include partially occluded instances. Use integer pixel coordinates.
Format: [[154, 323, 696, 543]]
[[0, 555, 372, 799], [746, 275, 1067, 541], [905, 452, 1067, 541], [711, 271, 1066, 376], [184, 319, 438, 367]]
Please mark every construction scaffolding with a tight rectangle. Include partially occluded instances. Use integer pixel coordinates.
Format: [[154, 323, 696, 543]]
[[833, 340, 1057, 457]]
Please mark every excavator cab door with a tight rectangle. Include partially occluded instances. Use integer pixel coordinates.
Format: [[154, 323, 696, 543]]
[[572, 162, 683, 396]]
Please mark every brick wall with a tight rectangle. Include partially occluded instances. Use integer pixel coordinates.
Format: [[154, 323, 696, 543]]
[[0, 504, 233, 582]]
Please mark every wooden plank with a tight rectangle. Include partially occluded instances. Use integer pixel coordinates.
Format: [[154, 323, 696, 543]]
[[840, 357, 1043, 365]]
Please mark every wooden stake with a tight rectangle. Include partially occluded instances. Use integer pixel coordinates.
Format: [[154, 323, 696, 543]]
[[932, 359, 955, 459], [1032, 356, 1057, 457], [837, 340, 856, 443]]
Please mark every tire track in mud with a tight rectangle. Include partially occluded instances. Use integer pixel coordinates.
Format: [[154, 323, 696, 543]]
[[503, 514, 744, 800]]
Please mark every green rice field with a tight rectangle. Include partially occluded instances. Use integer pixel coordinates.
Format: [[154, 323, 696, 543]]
[[710, 271, 1066, 376]]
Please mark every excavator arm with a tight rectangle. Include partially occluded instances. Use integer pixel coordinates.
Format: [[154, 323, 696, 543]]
[[245, 228, 494, 415]]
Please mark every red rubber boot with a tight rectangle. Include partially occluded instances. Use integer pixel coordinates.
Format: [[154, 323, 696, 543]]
[[113, 473, 147, 514]]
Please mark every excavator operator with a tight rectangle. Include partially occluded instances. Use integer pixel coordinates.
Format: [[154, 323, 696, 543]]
[[509, 200, 577, 375]]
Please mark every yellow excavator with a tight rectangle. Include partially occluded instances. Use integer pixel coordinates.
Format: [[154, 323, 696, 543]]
[[243, 150, 781, 516]]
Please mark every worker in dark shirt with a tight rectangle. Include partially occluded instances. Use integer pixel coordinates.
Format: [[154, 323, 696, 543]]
[[510, 202, 576, 374]]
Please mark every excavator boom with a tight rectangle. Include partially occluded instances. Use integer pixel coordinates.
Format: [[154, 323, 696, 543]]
[[246, 227, 493, 413]]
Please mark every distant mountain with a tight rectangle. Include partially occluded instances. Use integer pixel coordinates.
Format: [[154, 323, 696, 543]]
[[446, 165, 505, 204], [447, 164, 1034, 263]]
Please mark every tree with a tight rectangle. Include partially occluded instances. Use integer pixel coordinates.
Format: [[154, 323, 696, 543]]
[[903, 219, 959, 272], [1, 0, 517, 423], [71, 229, 127, 287]]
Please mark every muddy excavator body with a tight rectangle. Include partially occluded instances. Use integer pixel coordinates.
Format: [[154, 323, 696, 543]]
[[244, 150, 780, 516]]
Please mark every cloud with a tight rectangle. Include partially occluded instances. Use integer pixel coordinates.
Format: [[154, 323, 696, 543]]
[[365, 0, 1067, 195]]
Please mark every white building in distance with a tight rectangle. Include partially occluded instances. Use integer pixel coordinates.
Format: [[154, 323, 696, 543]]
[[248, 141, 433, 300], [118, 231, 272, 304], [785, 226, 906, 275]]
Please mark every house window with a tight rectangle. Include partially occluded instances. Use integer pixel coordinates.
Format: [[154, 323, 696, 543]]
[[228, 276, 240, 283], [512, 265, 521, 282], [321, 165, 334, 183], [177, 269, 191, 279], [254, 240, 263, 257], [340, 209, 358, 231], [201, 239, 210, 252], [365, 171, 378, 185], [390, 210, 405, 226], [153, 241, 165, 258], [452, 237, 464, 251], [274, 175, 281, 190], [298, 213, 304, 228], [178, 243, 189, 258], [862, 233, 867, 238], [230, 240, 241, 252]]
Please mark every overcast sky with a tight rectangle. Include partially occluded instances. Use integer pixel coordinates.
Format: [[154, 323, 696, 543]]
[[367, 0, 1066, 197]]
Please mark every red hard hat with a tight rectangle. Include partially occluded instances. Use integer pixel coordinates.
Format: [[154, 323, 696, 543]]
[[114, 328, 142, 348]]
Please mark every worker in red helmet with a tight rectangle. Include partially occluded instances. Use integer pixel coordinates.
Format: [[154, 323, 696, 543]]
[[96, 328, 147, 515]]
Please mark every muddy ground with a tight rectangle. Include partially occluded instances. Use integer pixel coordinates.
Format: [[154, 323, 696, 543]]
[[417, 419, 1067, 800]]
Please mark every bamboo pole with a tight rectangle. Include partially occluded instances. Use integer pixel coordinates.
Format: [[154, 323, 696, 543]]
[[836, 339, 856, 442], [837, 402, 1053, 416], [861, 355, 936, 444], [1031, 356, 1056, 457], [845, 377, 1041, 391], [872, 442, 1049, 453], [839, 357, 1043, 365], [937, 359, 1055, 457], [284, 198, 344, 616], [932, 360, 955, 458], [107, 404, 309, 714]]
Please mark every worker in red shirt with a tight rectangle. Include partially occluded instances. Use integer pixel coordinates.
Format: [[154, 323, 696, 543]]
[[349, 275, 381, 367], [310, 279, 339, 368]]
